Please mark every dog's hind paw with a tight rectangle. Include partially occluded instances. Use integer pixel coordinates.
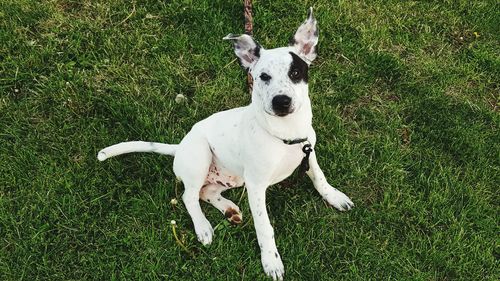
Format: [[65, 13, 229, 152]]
[[324, 188, 354, 211], [262, 251, 285, 280], [224, 207, 243, 225]]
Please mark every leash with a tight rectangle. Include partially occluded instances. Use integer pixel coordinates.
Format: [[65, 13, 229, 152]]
[[298, 142, 313, 176], [244, 0, 253, 94]]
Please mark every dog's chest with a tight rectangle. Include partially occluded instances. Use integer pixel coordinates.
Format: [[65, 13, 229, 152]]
[[269, 144, 305, 185]]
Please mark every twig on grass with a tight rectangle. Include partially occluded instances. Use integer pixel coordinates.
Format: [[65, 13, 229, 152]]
[[170, 220, 194, 257], [117, 2, 136, 26]]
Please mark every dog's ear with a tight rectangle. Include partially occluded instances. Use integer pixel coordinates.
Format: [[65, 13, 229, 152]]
[[223, 33, 261, 71], [290, 7, 318, 64]]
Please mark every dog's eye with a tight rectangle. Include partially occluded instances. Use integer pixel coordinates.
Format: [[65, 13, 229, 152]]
[[260, 73, 272, 82], [290, 69, 300, 79]]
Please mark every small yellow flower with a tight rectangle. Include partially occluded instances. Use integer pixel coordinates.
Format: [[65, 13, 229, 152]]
[[175, 94, 187, 103]]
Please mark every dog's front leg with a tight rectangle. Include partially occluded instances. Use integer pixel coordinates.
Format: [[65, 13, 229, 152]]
[[246, 182, 284, 280], [306, 150, 354, 211]]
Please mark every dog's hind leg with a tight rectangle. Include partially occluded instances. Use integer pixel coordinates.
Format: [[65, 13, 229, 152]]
[[173, 131, 214, 245], [182, 182, 214, 245], [200, 184, 242, 225]]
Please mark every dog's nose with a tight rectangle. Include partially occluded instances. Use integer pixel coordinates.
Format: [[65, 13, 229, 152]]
[[272, 95, 292, 115]]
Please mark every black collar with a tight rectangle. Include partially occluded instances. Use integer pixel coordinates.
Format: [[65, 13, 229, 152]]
[[282, 137, 308, 145]]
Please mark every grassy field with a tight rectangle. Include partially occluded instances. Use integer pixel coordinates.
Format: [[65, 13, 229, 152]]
[[1, 0, 499, 280]]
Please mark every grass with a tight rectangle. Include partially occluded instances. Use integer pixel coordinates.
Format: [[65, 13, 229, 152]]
[[1, 0, 499, 280]]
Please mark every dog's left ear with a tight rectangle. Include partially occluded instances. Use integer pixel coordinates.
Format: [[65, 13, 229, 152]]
[[223, 33, 262, 71], [290, 7, 318, 64]]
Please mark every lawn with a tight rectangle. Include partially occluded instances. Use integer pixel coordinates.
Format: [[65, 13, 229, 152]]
[[1, 0, 498, 280]]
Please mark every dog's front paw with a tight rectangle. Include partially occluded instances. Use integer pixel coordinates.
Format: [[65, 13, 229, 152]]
[[194, 220, 214, 245], [324, 188, 354, 211], [261, 251, 285, 280]]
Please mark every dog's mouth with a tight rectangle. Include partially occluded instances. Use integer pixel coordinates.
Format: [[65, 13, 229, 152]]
[[275, 111, 290, 117], [265, 108, 294, 117]]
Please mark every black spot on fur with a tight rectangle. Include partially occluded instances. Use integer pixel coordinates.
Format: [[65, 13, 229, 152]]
[[254, 43, 261, 58], [288, 52, 308, 83], [260, 72, 271, 85]]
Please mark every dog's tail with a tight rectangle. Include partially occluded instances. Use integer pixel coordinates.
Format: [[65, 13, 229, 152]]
[[97, 141, 178, 161]]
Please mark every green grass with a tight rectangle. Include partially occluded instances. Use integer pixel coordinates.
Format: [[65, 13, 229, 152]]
[[1, 0, 499, 280]]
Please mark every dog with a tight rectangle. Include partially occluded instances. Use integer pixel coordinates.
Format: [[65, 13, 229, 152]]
[[97, 7, 353, 280]]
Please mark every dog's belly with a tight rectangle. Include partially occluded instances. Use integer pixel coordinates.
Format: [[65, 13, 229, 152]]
[[205, 158, 244, 188]]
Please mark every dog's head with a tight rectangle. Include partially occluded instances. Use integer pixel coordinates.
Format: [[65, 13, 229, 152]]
[[224, 8, 318, 117]]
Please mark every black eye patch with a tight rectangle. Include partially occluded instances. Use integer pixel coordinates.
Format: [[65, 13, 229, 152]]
[[288, 52, 308, 84], [260, 72, 272, 82]]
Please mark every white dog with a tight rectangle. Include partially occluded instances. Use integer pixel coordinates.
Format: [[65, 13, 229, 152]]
[[98, 8, 353, 280]]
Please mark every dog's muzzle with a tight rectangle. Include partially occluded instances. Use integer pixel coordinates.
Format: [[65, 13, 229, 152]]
[[272, 95, 293, 116]]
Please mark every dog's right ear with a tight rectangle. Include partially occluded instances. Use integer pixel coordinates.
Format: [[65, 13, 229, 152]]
[[290, 7, 318, 64], [223, 34, 261, 71]]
